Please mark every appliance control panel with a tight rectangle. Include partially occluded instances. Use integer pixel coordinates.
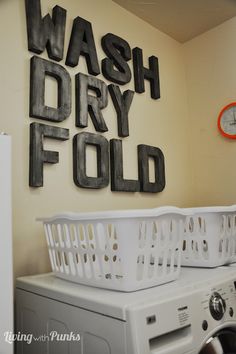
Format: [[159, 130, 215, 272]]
[[201, 279, 236, 322]]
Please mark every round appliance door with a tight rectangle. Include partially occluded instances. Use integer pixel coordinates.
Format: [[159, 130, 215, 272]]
[[199, 328, 236, 354]]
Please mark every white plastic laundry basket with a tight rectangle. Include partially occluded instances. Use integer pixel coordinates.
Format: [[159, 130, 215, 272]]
[[181, 205, 236, 267], [38, 206, 189, 291]]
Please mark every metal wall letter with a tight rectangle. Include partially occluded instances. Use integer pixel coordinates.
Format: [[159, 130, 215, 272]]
[[133, 47, 160, 99], [66, 16, 100, 75], [73, 132, 109, 189], [25, 0, 66, 61], [29, 122, 69, 187], [110, 139, 140, 192], [75, 73, 108, 132], [108, 84, 134, 137], [30, 56, 71, 122], [138, 144, 165, 192], [101, 33, 131, 85]]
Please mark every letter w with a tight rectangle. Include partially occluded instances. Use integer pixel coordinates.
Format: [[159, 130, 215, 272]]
[[25, 0, 66, 61]]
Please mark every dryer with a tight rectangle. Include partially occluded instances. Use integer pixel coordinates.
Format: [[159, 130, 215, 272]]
[[16, 266, 236, 354]]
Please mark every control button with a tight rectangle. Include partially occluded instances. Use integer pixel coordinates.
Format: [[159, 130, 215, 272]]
[[229, 307, 234, 317], [202, 320, 208, 331], [209, 292, 226, 321], [146, 315, 156, 324]]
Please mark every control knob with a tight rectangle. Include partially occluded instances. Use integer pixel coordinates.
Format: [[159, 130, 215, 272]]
[[209, 292, 226, 320]]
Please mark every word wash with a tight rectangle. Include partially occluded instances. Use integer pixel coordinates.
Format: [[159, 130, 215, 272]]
[[26, 0, 165, 193]]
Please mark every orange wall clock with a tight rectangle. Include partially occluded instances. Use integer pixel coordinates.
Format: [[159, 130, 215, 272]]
[[218, 102, 236, 139]]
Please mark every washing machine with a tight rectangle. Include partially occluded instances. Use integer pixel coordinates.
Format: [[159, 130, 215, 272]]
[[16, 266, 236, 354]]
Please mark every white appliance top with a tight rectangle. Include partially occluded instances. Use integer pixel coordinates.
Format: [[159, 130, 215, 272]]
[[16, 266, 236, 321]]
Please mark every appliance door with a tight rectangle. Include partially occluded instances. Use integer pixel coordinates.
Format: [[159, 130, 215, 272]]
[[199, 328, 236, 354]]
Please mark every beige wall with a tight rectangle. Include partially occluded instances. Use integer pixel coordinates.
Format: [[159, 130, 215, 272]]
[[183, 17, 236, 206], [0, 0, 193, 277]]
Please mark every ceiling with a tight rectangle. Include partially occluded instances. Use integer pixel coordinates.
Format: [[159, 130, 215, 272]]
[[112, 0, 236, 43]]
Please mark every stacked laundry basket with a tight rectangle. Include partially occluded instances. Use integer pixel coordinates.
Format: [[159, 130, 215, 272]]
[[38, 205, 236, 292], [182, 205, 236, 268]]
